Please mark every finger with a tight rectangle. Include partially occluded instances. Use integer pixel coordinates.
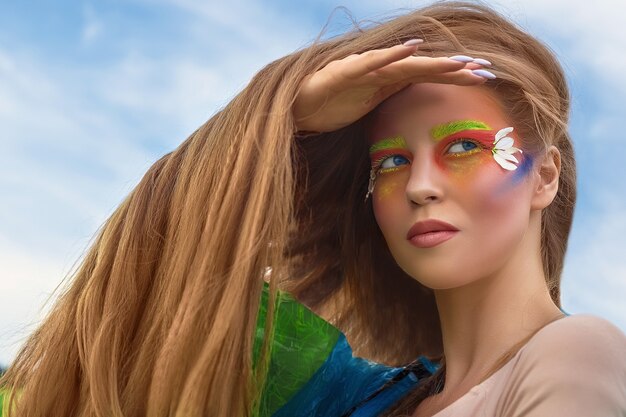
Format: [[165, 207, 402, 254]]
[[407, 69, 491, 86], [355, 56, 468, 87], [463, 62, 484, 70], [341, 43, 427, 80], [386, 56, 472, 77]]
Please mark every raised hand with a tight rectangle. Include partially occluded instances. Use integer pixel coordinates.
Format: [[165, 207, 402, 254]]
[[292, 40, 494, 133]]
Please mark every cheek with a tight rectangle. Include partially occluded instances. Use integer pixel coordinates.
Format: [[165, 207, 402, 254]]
[[372, 171, 408, 232], [376, 179, 403, 200], [372, 169, 408, 202], [459, 159, 531, 233]]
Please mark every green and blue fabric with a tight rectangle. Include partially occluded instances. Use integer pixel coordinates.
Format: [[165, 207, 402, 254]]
[[254, 284, 571, 416], [254, 283, 439, 416]]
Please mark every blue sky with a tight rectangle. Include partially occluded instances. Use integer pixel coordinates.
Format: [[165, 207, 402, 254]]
[[1, 0, 625, 367]]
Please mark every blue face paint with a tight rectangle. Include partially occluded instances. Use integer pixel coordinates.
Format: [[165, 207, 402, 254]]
[[492, 152, 534, 198]]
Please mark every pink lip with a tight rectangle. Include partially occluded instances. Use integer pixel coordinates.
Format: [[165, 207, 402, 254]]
[[406, 219, 459, 248]]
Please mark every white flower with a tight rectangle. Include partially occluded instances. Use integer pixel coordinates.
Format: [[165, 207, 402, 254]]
[[492, 127, 523, 170]]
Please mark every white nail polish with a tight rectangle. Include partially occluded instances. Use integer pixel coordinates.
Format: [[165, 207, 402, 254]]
[[403, 39, 424, 47], [449, 55, 474, 63]]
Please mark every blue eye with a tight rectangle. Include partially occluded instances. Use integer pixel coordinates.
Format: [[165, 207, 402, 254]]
[[447, 140, 478, 154], [380, 155, 410, 170]]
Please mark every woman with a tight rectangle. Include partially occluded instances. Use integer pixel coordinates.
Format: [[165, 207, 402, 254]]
[[1, 2, 625, 416]]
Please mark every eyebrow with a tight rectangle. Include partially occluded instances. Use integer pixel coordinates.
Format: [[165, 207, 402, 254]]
[[430, 120, 492, 142], [369, 136, 407, 154]]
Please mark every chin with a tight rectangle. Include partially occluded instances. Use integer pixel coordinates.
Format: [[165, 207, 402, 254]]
[[399, 261, 483, 290], [410, 275, 476, 290]]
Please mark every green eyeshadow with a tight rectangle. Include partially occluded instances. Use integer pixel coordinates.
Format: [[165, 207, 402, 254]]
[[369, 136, 407, 154], [430, 120, 491, 142]]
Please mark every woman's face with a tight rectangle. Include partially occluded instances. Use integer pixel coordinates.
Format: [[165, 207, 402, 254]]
[[369, 83, 536, 289]]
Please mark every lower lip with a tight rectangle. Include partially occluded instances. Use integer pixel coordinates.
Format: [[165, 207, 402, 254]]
[[408, 231, 458, 248]]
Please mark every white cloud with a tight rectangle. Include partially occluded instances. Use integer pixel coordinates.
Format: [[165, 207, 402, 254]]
[[0, 44, 159, 366], [162, 0, 316, 52], [0, 236, 76, 366], [501, 0, 626, 97], [94, 52, 229, 133]]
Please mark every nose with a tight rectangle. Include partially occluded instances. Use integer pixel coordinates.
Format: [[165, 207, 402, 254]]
[[405, 152, 444, 206]]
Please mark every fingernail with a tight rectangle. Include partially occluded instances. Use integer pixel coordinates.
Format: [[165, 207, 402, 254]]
[[472, 69, 496, 79], [449, 55, 474, 63], [473, 58, 492, 66], [403, 39, 424, 47]]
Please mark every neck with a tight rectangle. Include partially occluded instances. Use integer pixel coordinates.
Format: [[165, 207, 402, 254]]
[[432, 211, 565, 396]]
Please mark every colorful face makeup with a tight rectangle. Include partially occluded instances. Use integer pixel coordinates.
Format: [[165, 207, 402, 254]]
[[366, 119, 525, 200], [431, 119, 496, 177], [369, 136, 411, 172], [366, 136, 411, 200], [431, 120, 525, 173], [367, 83, 540, 291]]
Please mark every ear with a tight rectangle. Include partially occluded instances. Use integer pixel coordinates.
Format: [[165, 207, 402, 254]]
[[531, 145, 560, 210]]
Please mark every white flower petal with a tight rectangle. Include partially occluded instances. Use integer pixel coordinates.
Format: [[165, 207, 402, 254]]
[[494, 153, 518, 170], [508, 146, 523, 154], [494, 127, 514, 142], [495, 150, 519, 164], [494, 136, 514, 150]]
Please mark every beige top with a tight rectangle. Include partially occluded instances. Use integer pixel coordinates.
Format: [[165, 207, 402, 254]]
[[430, 314, 626, 416]]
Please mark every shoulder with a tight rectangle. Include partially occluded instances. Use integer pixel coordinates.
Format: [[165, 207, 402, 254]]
[[496, 314, 626, 416], [517, 314, 626, 377], [522, 314, 626, 362]]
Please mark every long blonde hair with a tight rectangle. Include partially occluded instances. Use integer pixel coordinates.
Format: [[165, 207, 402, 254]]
[[0, 2, 575, 416]]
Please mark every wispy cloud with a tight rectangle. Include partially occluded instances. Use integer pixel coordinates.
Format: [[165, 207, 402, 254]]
[[563, 193, 626, 330], [81, 3, 103, 45], [0, 236, 71, 365], [510, 0, 626, 90], [0, 45, 155, 365]]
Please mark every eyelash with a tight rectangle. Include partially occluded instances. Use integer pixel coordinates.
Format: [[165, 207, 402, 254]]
[[444, 138, 484, 157], [372, 154, 410, 174], [372, 139, 484, 173]]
